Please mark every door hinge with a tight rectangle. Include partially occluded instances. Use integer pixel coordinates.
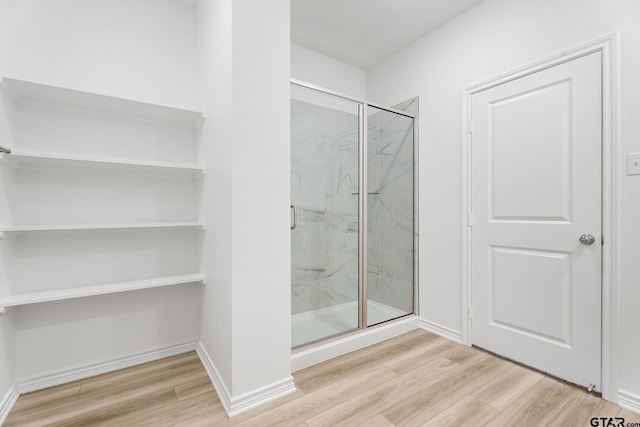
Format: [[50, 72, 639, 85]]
[[468, 213, 474, 227], [467, 120, 473, 134], [468, 306, 473, 320]]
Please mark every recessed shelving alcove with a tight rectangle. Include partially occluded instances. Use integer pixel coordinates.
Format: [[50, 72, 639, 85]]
[[0, 77, 206, 312]]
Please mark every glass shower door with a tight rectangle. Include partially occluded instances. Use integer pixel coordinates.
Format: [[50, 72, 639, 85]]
[[366, 106, 415, 326], [291, 85, 360, 348]]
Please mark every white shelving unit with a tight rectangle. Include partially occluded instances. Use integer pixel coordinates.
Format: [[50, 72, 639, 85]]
[[0, 77, 205, 311]]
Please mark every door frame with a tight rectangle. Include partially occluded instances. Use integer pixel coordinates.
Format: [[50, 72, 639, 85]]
[[460, 33, 621, 402]]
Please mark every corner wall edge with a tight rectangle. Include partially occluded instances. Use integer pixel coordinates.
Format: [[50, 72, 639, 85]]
[[196, 341, 296, 418]]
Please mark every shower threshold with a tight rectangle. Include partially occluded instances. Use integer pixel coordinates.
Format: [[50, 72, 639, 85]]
[[292, 300, 408, 348]]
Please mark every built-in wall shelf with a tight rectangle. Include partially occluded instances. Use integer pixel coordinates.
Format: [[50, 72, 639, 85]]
[[0, 222, 204, 236], [0, 273, 206, 313], [0, 151, 204, 175], [1, 77, 203, 126], [0, 76, 205, 318]]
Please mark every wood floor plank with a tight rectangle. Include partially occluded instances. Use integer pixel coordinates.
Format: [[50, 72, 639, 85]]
[[443, 344, 484, 365], [7, 388, 177, 427], [305, 385, 403, 427], [306, 355, 480, 427], [619, 407, 640, 423], [78, 351, 201, 394], [80, 351, 199, 390], [294, 329, 436, 393], [10, 382, 81, 414], [550, 392, 602, 427], [587, 397, 627, 421], [472, 361, 544, 410], [174, 376, 216, 402], [382, 337, 459, 375], [6, 329, 637, 426], [549, 395, 628, 427], [122, 390, 224, 427], [77, 363, 207, 400], [357, 414, 396, 427], [484, 377, 579, 427], [382, 355, 501, 426], [420, 395, 500, 427], [59, 388, 178, 427], [231, 365, 399, 427], [5, 357, 205, 426]]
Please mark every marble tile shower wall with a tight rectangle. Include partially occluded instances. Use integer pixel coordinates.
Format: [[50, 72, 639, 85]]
[[291, 99, 359, 314], [291, 99, 414, 316]]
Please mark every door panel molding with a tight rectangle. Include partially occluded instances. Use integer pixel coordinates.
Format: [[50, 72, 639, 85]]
[[461, 33, 621, 402]]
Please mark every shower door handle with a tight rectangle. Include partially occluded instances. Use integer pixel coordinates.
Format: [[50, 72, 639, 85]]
[[290, 205, 297, 230]]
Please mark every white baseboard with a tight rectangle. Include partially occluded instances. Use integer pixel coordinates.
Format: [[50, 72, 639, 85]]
[[0, 385, 18, 425], [292, 315, 420, 372], [228, 376, 297, 417], [196, 342, 297, 418], [195, 342, 233, 415], [619, 390, 640, 414], [17, 341, 198, 394], [418, 318, 463, 344]]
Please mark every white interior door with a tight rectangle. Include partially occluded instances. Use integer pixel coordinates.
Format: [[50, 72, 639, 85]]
[[470, 52, 602, 389]]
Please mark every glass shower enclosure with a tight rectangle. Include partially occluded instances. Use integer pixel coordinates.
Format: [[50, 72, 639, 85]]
[[291, 82, 416, 348]]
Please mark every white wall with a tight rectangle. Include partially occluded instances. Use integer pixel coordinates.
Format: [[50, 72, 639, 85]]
[[367, 0, 640, 403], [198, 0, 294, 411], [0, 0, 13, 77], [291, 43, 366, 99], [0, 0, 16, 415], [197, 0, 234, 398], [11, 0, 198, 109], [2, 0, 203, 384], [231, 0, 291, 397], [15, 286, 202, 381]]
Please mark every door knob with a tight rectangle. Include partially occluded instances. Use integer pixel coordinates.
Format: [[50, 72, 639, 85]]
[[579, 234, 596, 246]]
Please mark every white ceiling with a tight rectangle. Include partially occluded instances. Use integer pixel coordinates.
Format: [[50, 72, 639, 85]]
[[290, 0, 484, 69]]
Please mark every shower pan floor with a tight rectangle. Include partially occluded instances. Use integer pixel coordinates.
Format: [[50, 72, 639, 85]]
[[292, 300, 408, 348]]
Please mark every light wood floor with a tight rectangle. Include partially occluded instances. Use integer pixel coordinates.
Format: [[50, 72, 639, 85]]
[[6, 329, 640, 426]]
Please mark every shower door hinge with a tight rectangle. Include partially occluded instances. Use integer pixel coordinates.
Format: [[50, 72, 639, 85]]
[[467, 120, 473, 134]]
